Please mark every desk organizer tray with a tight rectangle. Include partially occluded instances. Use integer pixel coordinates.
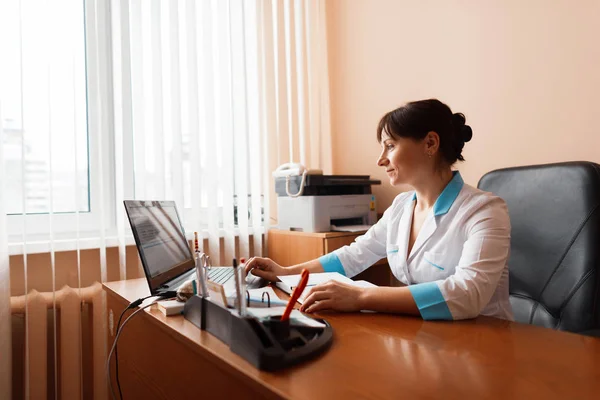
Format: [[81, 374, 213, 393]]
[[183, 295, 333, 371]]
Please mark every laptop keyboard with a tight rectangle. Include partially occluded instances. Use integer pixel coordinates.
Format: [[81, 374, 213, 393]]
[[207, 268, 235, 284]]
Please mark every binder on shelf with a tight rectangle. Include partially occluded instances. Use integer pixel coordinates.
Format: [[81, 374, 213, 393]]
[[183, 295, 334, 371]]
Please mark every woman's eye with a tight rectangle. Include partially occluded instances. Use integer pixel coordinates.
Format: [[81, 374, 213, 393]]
[[386, 144, 394, 151]]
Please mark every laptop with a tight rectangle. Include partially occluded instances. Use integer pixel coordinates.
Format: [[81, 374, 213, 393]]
[[124, 200, 264, 296]]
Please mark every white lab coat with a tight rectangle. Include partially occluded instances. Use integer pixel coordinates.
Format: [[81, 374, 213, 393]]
[[319, 172, 513, 321]]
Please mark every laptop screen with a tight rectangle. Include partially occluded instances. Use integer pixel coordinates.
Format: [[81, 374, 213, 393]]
[[124, 200, 195, 293]]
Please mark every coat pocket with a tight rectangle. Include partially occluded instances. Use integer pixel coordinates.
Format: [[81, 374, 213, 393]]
[[423, 251, 447, 271], [386, 244, 400, 255]]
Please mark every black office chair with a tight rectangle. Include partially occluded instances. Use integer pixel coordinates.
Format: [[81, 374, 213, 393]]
[[478, 161, 600, 336]]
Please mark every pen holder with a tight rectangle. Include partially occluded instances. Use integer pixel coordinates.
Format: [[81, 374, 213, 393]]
[[261, 316, 315, 352], [183, 295, 334, 371], [263, 316, 290, 340]]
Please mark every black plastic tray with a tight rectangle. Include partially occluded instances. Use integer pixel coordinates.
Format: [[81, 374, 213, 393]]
[[183, 295, 333, 371]]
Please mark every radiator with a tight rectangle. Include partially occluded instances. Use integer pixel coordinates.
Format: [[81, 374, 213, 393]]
[[10, 283, 107, 400]]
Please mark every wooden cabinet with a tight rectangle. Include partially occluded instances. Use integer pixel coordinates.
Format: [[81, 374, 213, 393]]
[[267, 229, 395, 287]]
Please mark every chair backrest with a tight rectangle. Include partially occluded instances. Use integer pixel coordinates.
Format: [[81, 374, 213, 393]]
[[478, 161, 600, 333]]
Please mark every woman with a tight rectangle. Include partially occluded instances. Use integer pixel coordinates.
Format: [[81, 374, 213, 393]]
[[245, 99, 513, 321]]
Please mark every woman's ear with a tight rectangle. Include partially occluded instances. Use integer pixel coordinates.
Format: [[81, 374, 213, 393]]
[[424, 131, 440, 156]]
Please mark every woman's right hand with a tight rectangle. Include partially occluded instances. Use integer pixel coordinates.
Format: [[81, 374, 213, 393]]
[[244, 257, 289, 282]]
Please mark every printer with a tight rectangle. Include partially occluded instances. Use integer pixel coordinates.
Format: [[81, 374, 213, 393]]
[[275, 174, 381, 233]]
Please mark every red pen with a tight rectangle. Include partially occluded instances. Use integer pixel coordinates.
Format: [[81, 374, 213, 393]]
[[281, 269, 309, 321]]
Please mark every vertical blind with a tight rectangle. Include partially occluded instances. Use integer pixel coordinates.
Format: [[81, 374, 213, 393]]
[[110, 0, 332, 265], [0, 103, 12, 400], [0, 0, 332, 398], [111, 0, 266, 267]]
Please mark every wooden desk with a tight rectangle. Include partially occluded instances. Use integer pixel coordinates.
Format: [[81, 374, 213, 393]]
[[104, 278, 600, 400]]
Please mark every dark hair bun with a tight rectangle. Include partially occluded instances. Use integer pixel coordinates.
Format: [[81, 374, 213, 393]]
[[461, 125, 473, 143], [452, 112, 466, 127], [452, 112, 472, 143]]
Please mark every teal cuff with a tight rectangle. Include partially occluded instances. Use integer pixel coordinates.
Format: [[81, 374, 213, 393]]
[[318, 253, 346, 276], [408, 282, 453, 320]]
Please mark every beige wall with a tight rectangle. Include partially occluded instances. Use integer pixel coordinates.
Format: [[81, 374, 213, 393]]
[[326, 0, 600, 210]]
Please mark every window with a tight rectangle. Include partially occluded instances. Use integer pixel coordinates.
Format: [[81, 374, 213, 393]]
[[0, 0, 114, 248], [2, 0, 316, 253], [0, 0, 90, 216]]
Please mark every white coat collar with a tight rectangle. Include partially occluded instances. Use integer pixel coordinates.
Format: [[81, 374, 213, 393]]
[[405, 171, 465, 260]]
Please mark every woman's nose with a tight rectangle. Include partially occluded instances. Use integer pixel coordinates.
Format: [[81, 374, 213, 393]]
[[377, 155, 388, 167]]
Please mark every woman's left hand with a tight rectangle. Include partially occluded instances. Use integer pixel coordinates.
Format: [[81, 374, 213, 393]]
[[300, 280, 366, 313]]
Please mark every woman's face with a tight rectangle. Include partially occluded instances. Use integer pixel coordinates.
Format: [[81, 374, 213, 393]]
[[377, 131, 427, 186]]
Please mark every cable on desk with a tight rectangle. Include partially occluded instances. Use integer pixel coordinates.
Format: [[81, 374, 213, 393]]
[[108, 291, 176, 400], [114, 294, 154, 400]]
